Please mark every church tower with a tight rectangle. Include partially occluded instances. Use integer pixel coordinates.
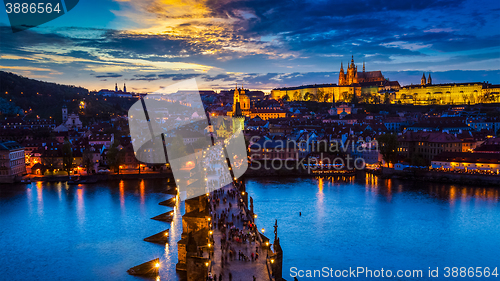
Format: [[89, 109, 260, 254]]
[[123, 83, 127, 93], [347, 55, 357, 84], [232, 99, 245, 134], [239, 84, 250, 113], [421, 73, 426, 85], [339, 62, 345, 85], [62, 105, 68, 123], [427, 73, 432, 85], [232, 83, 240, 115]]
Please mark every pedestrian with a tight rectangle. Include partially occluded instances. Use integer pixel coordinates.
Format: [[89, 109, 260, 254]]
[[253, 276, 256, 281], [219, 273, 222, 281], [229, 272, 232, 281]]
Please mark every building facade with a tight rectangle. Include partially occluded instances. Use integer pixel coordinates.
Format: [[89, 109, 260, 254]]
[[395, 80, 500, 105], [0, 141, 26, 183]]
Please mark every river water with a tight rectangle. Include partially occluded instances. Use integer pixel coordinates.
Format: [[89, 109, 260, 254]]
[[246, 175, 500, 280], [0, 175, 499, 280]]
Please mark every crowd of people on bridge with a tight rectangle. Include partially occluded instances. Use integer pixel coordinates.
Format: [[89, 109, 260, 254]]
[[205, 184, 265, 281]]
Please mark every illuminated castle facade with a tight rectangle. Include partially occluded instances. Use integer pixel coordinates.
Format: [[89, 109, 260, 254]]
[[395, 76, 500, 105], [271, 56, 399, 103]]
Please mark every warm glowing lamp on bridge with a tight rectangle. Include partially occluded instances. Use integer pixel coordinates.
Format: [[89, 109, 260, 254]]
[[241, 191, 245, 195], [266, 241, 269, 246], [155, 263, 160, 268], [261, 228, 265, 233], [208, 243, 211, 248], [254, 214, 258, 219], [205, 262, 209, 267], [271, 259, 274, 264]]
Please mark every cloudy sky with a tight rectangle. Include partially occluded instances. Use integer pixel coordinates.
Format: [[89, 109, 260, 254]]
[[1, 0, 499, 92]]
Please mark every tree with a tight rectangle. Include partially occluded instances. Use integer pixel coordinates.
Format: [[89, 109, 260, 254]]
[[324, 91, 333, 102], [293, 91, 301, 101], [351, 93, 359, 104], [378, 133, 399, 168], [107, 140, 123, 174], [282, 93, 290, 101], [62, 137, 73, 175], [316, 89, 324, 102], [82, 148, 94, 174], [304, 92, 312, 101]]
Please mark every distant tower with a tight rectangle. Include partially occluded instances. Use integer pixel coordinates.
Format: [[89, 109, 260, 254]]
[[240, 84, 250, 112], [115, 83, 118, 92], [347, 55, 357, 84], [363, 61, 365, 72], [232, 83, 240, 114], [123, 83, 127, 93], [339, 62, 345, 85], [427, 73, 432, 85], [421, 73, 426, 85], [62, 105, 68, 123], [232, 100, 245, 134]]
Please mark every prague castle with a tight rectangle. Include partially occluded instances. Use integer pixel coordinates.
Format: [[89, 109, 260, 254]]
[[271, 56, 400, 103], [338, 56, 385, 85], [394, 73, 500, 105], [271, 55, 500, 105]]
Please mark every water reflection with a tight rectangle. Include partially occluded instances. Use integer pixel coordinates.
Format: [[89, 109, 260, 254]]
[[140, 180, 145, 206], [119, 180, 125, 211], [36, 181, 44, 216], [316, 177, 324, 220], [359, 174, 499, 206], [76, 188, 85, 227]]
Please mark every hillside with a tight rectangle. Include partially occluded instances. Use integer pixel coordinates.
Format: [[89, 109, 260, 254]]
[[0, 71, 135, 123]]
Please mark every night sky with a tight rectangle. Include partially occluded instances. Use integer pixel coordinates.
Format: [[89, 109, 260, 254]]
[[1, 0, 499, 92]]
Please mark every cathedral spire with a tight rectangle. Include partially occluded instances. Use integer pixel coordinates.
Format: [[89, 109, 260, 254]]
[[363, 61, 365, 72], [340, 62, 344, 72], [427, 73, 432, 85], [421, 73, 426, 85]]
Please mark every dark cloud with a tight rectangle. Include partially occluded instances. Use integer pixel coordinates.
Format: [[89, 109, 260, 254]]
[[130, 73, 203, 81], [94, 73, 123, 78], [64, 50, 101, 61]]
